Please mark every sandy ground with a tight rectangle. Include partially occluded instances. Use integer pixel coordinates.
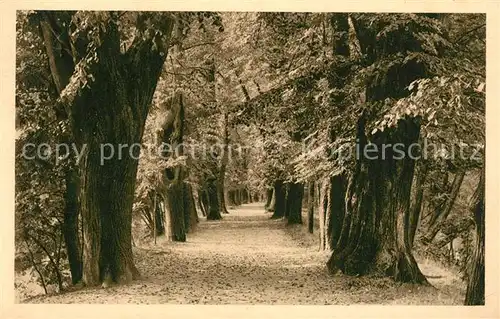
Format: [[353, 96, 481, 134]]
[[24, 203, 465, 304]]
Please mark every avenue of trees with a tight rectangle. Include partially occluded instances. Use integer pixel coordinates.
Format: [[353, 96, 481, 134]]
[[15, 11, 485, 305]]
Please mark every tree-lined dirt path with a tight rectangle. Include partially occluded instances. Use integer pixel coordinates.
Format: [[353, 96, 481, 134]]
[[27, 203, 463, 304]]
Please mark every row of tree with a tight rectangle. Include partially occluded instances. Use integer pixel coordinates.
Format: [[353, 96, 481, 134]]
[[227, 12, 485, 304], [15, 11, 485, 305]]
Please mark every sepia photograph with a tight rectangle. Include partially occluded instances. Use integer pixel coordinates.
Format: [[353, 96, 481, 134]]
[[3, 3, 496, 316]]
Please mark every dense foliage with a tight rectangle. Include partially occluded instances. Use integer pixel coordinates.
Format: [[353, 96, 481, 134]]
[[15, 11, 485, 304]]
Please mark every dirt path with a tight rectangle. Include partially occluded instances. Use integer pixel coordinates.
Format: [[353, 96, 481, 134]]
[[26, 203, 464, 304]]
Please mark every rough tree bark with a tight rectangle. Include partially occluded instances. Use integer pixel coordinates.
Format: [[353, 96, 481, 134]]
[[465, 169, 485, 305], [319, 12, 350, 252], [62, 164, 83, 284], [165, 182, 186, 241], [43, 12, 175, 285], [318, 175, 346, 251], [320, 130, 348, 251], [162, 92, 187, 242], [326, 175, 346, 250], [217, 177, 229, 214], [326, 13, 437, 283], [327, 114, 428, 284]]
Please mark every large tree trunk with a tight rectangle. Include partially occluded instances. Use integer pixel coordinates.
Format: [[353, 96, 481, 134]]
[[325, 13, 440, 284], [79, 145, 141, 286], [326, 175, 346, 250], [424, 170, 465, 244], [283, 184, 290, 219], [162, 92, 187, 242], [307, 182, 315, 234], [270, 180, 286, 219], [287, 182, 304, 225], [266, 187, 276, 212], [206, 178, 222, 220], [319, 175, 346, 251], [165, 182, 186, 241], [67, 17, 174, 286], [62, 168, 82, 284], [327, 117, 428, 284], [465, 169, 485, 305], [41, 13, 175, 286], [183, 183, 198, 233], [154, 193, 165, 236], [217, 180, 229, 214]]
